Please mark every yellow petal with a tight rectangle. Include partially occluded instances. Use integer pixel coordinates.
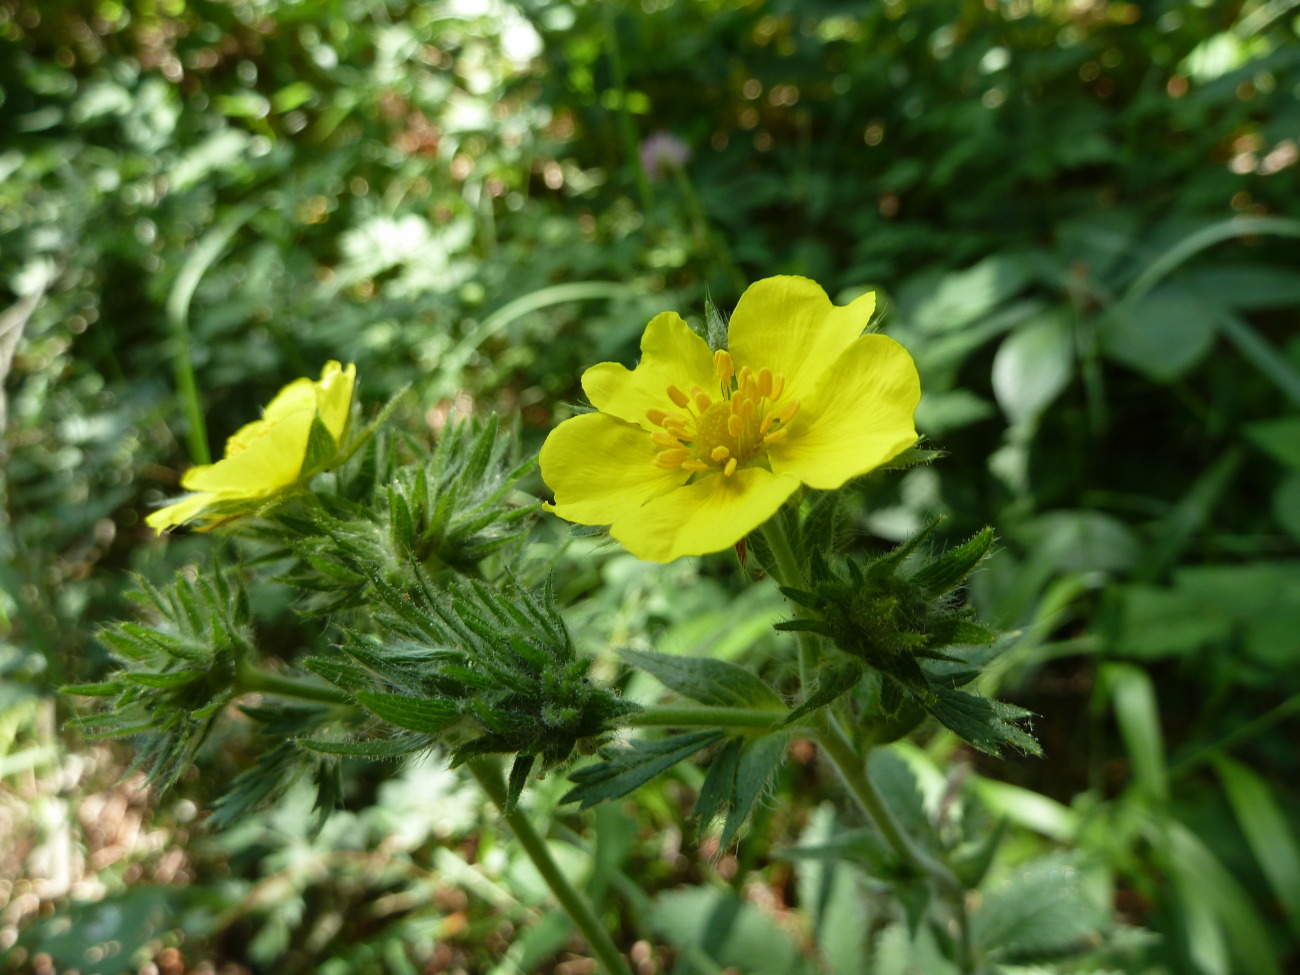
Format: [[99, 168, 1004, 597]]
[[611, 467, 800, 563], [144, 491, 218, 533], [541, 411, 690, 525], [727, 276, 876, 397], [259, 375, 318, 424], [768, 333, 920, 490], [581, 311, 717, 429], [182, 409, 315, 494], [314, 361, 356, 443]]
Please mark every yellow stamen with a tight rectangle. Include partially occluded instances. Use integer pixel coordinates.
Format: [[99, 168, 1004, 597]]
[[724, 457, 738, 476], [777, 399, 801, 424], [667, 385, 691, 409], [737, 366, 753, 387], [714, 349, 734, 383], [710, 445, 730, 463], [646, 408, 669, 427], [656, 448, 691, 466], [770, 373, 785, 400], [682, 460, 710, 472], [726, 414, 744, 438], [738, 398, 755, 420], [759, 411, 776, 435], [763, 429, 788, 444], [652, 431, 682, 447], [757, 367, 773, 399], [694, 390, 714, 413]]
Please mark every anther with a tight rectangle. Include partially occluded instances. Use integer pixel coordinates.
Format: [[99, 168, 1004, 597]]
[[652, 431, 682, 447], [777, 399, 801, 424], [726, 414, 744, 438], [763, 429, 788, 444], [710, 445, 730, 463], [738, 398, 755, 420], [682, 460, 710, 472], [667, 385, 691, 409], [758, 411, 776, 435], [724, 457, 738, 477], [714, 349, 734, 383], [694, 390, 714, 413], [656, 448, 692, 466], [737, 366, 753, 387], [770, 373, 785, 400], [757, 367, 773, 399], [646, 408, 669, 427]]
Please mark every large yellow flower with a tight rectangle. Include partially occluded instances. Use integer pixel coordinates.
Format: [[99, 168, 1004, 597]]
[[540, 277, 920, 562], [147, 361, 356, 533]]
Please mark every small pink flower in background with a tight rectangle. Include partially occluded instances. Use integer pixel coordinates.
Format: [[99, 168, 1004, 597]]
[[640, 131, 692, 181]]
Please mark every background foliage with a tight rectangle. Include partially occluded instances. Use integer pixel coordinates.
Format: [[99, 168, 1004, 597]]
[[2, 0, 1299, 972]]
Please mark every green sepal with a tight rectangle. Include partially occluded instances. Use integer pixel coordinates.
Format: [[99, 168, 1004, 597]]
[[784, 657, 864, 725], [909, 526, 995, 596], [302, 414, 341, 476], [704, 292, 728, 352], [60, 681, 124, 697], [506, 753, 535, 813], [877, 446, 945, 471], [355, 690, 461, 733]]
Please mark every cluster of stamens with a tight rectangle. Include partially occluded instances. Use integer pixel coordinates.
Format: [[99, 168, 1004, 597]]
[[646, 349, 801, 477]]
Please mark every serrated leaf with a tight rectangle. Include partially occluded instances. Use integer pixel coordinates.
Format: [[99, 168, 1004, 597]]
[[562, 730, 723, 809], [783, 827, 901, 876], [972, 855, 1107, 963], [927, 685, 1041, 757], [355, 690, 460, 733], [720, 732, 788, 848], [693, 737, 742, 825], [620, 647, 784, 710]]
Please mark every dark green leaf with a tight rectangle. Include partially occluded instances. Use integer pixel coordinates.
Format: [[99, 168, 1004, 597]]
[[563, 730, 723, 809], [619, 647, 784, 710]]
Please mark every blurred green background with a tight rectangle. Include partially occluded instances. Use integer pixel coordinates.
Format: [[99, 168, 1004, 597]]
[[2, 0, 1299, 972]]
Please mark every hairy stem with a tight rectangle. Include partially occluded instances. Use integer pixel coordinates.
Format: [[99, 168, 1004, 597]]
[[759, 512, 974, 972], [235, 662, 351, 705], [468, 758, 633, 975], [626, 705, 788, 730]]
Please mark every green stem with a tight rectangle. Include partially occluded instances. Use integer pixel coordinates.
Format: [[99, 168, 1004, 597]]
[[758, 513, 974, 971], [814, 712, 963, 898], [601, 3, 651, 213], [235, 662, 351, 705], [468, 758, 633, 975], [626, 705, 788, 730], [759, 517, 818, 689]]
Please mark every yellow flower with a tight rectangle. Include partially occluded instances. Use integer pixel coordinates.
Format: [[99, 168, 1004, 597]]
[[146, 361, 357, 533], [540, 276, 921, 562]]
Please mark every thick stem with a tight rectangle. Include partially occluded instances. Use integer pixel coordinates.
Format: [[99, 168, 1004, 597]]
[[759, 518, 818, 689], [814, 712, 963, 899], [626, 705, 787, 730], [760, 514, 974, 972], [468, 758, 633, 975], [235, 662, 351, 705]]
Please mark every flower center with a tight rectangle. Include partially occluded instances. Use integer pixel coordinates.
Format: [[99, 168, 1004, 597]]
[[646, 349, 800, 477]]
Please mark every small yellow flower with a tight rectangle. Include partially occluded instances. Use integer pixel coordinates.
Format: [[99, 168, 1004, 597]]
[[540, 277, 921, 562], [146, 361, 356, 533]]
